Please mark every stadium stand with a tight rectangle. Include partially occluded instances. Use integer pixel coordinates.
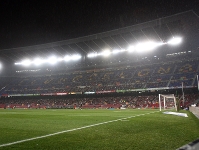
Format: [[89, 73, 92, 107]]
[[0, 11, 199, 110], [0, 59, 199, 95], [0, 93, 198, 109]]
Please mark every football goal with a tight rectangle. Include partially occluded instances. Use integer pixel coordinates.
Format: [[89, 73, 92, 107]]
[[158, 94, 177, 111]]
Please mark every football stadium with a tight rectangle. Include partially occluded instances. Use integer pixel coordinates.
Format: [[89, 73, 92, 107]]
[[0, 10, 199, 150]]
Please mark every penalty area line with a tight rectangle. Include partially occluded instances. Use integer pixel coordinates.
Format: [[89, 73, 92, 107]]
[[0, 111, 158, 148]]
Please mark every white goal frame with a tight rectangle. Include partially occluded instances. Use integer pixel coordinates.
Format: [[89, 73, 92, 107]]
[[158, 94, 177, 111]]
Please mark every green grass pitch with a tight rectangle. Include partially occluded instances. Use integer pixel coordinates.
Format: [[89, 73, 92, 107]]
[[0, 109, 199, 150]]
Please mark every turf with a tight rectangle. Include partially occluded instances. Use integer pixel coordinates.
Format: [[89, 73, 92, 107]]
[[0, 109, 198, 150]]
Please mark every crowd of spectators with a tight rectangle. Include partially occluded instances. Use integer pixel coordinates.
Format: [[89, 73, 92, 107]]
[[0, 59, 198, 95], [0, 94, 198, 109]]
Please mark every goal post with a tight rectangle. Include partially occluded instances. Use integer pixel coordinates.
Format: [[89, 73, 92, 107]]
[[159, 94, 177, 111]]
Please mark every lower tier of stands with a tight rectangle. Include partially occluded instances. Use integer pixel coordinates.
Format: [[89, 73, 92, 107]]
[[0, 93, 198, 109]]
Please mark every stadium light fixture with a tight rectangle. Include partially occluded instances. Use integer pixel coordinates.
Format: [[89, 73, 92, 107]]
[[14, 53, 82, 66], [64, 55, 71, 61], [21, 59, 31, 66], [112, 49, 126, 54], [71, 54, 82, 60], [112, 49, 121, 54], [167, 37, 182, 45], [86, 42, 166, 58], [87, 52, 98, 58], [33, 58, 43, 66], [135, 41, 160, 52], [127, 45, 135, 52], [15, 62, 21, 65], [47, 56, 58, 64], [100, 49, 111, 57]]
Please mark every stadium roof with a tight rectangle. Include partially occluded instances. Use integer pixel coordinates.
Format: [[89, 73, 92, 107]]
[[0, 10, 199, 64]]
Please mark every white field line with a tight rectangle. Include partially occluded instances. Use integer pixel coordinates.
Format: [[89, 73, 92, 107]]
[[0, 111, 159, 148]]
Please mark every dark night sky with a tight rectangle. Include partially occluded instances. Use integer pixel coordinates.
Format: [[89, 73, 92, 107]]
[[0, 0, 198, 50]]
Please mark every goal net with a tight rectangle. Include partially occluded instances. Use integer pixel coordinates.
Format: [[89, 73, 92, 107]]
[[158, 94, 177, 111]]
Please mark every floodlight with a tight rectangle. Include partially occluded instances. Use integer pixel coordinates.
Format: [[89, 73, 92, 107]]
[[112, 49, 126, 54], [167, 37, 182, 45], [127, 45, 135, 52], [87, 52, 98, 58], [135, 41, 159, 52], [15, 62, 21, 65], [71, 54, 81, 60], [101, 49, 111, 57], [0, 63, 2, 70], [112, 49, 121, 54], [33, 58, 43, 66], [47, 56, 57, 64], [21, 59, 31, 66], [64, 55, 71, 61]]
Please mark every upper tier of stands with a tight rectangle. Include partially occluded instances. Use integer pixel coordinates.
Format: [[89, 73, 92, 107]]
[[0, 59, 198, 95]]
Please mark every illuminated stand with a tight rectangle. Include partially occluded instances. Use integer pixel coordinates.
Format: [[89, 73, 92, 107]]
[[159, 94, 177, 111]]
